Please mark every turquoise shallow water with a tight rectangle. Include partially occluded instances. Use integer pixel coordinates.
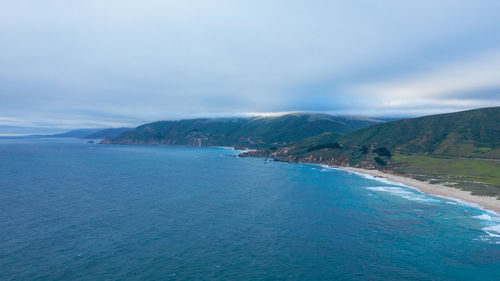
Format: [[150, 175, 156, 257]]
[[0, 138, 499, 280]]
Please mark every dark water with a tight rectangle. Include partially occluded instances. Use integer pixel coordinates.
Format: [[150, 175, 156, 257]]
[[0, 138, 499, 280]]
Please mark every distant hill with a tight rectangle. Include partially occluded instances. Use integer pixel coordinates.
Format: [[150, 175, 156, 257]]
[[266, 107, 500, 162], [50, 129, 101, 138], [101, 113, 383, 148], [338, 106, 500, 158], [51, 128, 132, 139], [84, 128, 133, 139]]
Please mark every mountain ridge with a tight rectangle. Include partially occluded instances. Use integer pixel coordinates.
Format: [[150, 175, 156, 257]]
[[101, 113, 382, 148]]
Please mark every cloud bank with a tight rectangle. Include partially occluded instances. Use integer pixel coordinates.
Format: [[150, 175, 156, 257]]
[[1, 0, 499, 133]]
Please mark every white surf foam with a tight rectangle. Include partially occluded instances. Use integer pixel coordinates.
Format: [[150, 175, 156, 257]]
[[435, 196, 489, 212], [351, 169, 500, 216], [471, 211, 500, 239], [367, 186, 412, 195], [473, 214, 493, 221], [366, 186, 439, 203], [438, 195, 500, 220], [315, 165, 437, 203], [217, 146, 235, 150], [317, 164, 500, 225], [483, 225, 500, 238], [471, 210, 500, 222], [343, 170, 433, 197]]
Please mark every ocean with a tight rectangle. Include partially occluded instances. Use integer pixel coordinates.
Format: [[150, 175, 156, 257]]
[[0, 138, 499, 280]]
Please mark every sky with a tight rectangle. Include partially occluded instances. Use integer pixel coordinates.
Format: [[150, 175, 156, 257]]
[[1, 0, 500, 134]]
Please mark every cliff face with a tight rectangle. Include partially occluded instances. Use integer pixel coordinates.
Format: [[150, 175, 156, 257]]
[[241, 147, 372, 169]]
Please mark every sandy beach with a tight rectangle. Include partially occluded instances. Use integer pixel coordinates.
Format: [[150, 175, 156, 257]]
[[341, 167, 500, 214]]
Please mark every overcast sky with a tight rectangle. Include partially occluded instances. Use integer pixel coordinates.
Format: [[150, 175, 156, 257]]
[[1, 0, 500, 134]]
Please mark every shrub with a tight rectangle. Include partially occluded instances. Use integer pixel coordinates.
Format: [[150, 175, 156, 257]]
[[374, 157, 387, 165], [373, 147, 391, 158], [306, 142, 341, 152]]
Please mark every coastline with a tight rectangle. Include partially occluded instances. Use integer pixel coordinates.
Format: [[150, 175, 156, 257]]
[[99, 143, 500, 214], [339, 166, 500, 214], [239, 149, 500, 214]]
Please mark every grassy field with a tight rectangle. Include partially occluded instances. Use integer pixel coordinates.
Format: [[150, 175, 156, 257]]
[[391, 154, 500, 198]]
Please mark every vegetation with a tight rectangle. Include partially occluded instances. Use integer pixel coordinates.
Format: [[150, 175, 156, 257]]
[[335, 106, 500, 158], [391, 154, 500, 197], [306, 142, 341, 152], [273, 106, 500, 160], [102, 113, 381, 148], [373, 147, 391, 158], [246, 107, 500, 196]]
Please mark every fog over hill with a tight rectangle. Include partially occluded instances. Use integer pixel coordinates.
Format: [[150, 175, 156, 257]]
[[102, 113, 382, 149]]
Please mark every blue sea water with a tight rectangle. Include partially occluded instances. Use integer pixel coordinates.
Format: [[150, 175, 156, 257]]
[[0, 138, 499, 281]]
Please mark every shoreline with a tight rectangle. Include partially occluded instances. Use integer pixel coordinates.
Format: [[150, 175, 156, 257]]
[[337, 166, 500, 214], [238, 149, 500, 214], [99, 144, 500, 214]]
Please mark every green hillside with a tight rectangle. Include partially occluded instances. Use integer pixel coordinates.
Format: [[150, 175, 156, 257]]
[[337, 106, 500, 158], [249, 107, 500, 196], [101, 113, 381, 148], [276, 107, 500, 160]]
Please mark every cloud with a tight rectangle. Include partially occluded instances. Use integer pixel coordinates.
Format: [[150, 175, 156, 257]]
[[1, 0, 500, 131], [346, 51, 500, 114]]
